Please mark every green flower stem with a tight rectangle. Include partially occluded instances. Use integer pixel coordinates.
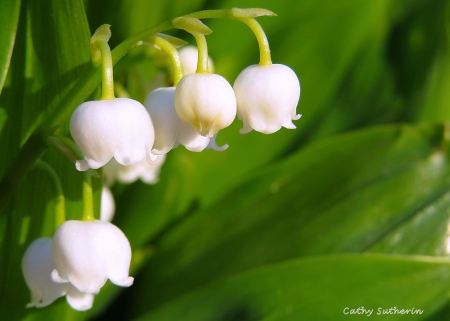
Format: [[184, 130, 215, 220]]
[[42, 19, 173, 135], [0, 8, 274, 214], [235, 17, 272, 65], [32, 160, 66, 230], [193, 33, 209, 73], [82, 171, 95, 222], [183, 9, 274, 66], [94, 40, 115, 100], [151, 36, 184, 86]]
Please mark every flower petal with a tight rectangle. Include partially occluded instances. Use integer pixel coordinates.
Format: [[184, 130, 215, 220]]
[[175, 73, 237, 137], [22, 238, 66, 308], [234, 64, 300, 134], [65, 285, 95, 311]]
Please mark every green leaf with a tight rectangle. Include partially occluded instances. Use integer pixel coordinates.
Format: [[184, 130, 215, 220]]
[[124, 123, 450, 317], [388, 0, 449, 122], [0, 0, 21, 94], [415, 49, 450, 122], [136, 255, 450, 321], [0, 0, 91, 180], [0, 0, 92, 320], [114, 149, 201, 249]]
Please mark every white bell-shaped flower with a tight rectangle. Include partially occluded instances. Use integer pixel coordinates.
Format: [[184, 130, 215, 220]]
[[100, 186, 115, 222], [51, 220, 133, 294], [22, 238, 94, 311], [175, 74, 237, 137], [70, 98, 156, 171], [233, 64, 301, 134], [103, 155, 166, 186], [179, 45, 214, 75], [145, 87, 228, 153]]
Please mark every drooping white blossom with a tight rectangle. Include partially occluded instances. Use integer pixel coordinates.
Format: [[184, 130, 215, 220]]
[[145, 87, 228, 153], [175, 74, 237, 137], [22, 238, 94, 311], [103, 156, 166, 186], [179, 45, 214, 75], [51, 220, 133, 294], [233, 64, 301, 134], [70, 98, 157, 171], [100, 186, 115, 222]]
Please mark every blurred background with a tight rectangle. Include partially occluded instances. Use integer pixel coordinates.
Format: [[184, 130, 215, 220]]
[[2, 0, 450, 320]]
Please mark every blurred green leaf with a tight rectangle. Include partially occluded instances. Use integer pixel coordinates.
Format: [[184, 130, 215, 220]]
[[173, 0, 414, 207], [415, 46, 450, 122], [86, 0, 206, 47], [0, 0, 21, 94], [123, 123, 450, 317], [136, 255, 450, 321], [0, 0, 92, 320], [114, 150, 200, 249], [0, 0, 91, 180], [22, 300, 86, 321], [387, 0, 448, 122]]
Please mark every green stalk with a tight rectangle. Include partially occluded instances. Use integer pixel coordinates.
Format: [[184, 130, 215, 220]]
[[235, 17, 272, 65], [82, 172, 95, 222], [193, 33, 209, 73], [151, 36, 184, 86], [94, 40, 115, 100], [32, 160, 66, 230]]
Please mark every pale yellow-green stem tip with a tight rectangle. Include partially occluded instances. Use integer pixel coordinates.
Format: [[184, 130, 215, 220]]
[[172, 17, 212, 35]]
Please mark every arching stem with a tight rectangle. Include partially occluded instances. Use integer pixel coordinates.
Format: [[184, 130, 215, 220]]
[[193, 33, 209, 73], [32, 160, 66, 230], [151, 36, 184, 86], [235, 17, 272, 65]]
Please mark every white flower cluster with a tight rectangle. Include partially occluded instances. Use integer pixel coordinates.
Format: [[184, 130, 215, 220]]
[[22, 220, 132, 311], [22, 185, 122, 311], [22, 28, 300, 312], [70, 47, 300, 173]]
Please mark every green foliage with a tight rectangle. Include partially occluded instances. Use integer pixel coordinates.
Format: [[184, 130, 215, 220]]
[[1, 0, 450, 320], [137, 255, 450, 321]]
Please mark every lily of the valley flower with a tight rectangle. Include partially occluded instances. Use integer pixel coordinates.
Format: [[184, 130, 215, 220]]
[[233, 64, 301, 134], [175, 74, 237, 137], [145, 87, 228, 153], [100, 186, 115, 222], [51, 220, 133, 294], [103, 155, 166, 186], [70, 98, 156, 171], [22, 238, 94, 311], [179, 45, 214, 75]]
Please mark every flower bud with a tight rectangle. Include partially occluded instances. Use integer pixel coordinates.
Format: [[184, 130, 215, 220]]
[[233, 64, 301, 134], [179, 45, 214, 75], [70, 98, 156, 171], [52, 220, 133, 294], [100, 186, 115, 222], [175, 74, 237, 137]]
